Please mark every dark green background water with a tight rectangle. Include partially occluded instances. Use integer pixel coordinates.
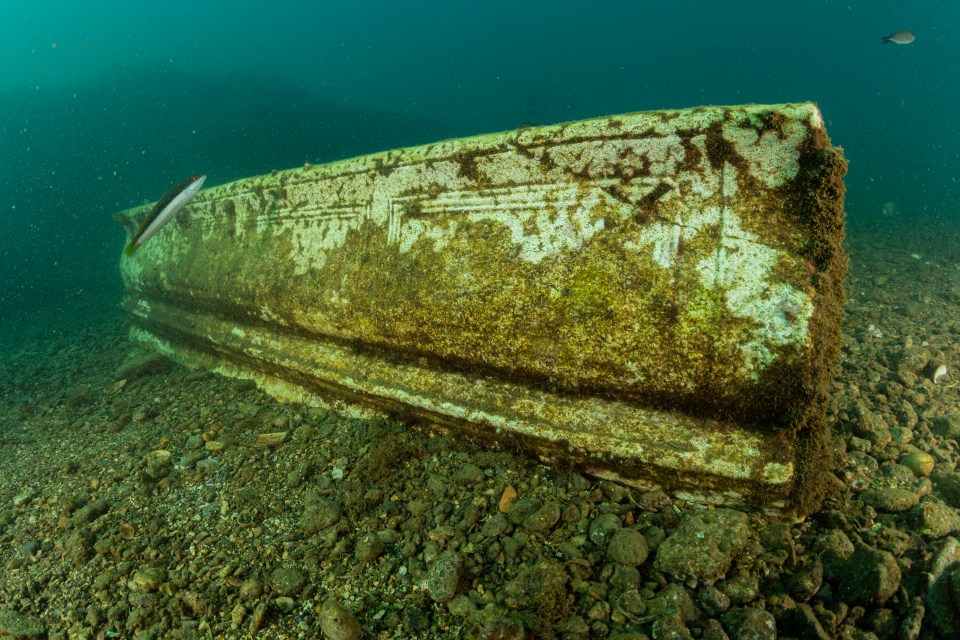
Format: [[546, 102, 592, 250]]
[[1, 1, 955, 320]]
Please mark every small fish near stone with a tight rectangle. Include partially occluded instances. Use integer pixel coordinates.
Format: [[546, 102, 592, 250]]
[[882, 29, 915, 45], [124, 174, 206, 256]]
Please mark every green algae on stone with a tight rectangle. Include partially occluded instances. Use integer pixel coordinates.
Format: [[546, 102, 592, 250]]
[[653, 508, 752, 583], [0, 611, 45, 640], [131, 566, 167, 592]]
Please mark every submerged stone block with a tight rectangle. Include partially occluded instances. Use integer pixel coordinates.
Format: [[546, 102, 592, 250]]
[[117, 103, 847, 517]]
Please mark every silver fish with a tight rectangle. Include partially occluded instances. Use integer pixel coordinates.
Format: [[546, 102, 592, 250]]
[[124, 174, 206, 256], [882, 29, 915, 45]]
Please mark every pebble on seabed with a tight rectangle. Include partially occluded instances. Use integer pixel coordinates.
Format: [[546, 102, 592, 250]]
[[900, 450, 935, 477], [318, 600, 363, 640]]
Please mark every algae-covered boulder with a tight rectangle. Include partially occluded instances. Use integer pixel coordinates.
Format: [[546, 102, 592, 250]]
[[654, 508, 752, 583]]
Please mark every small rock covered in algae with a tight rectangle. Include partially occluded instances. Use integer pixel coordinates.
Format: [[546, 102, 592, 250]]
[[318, 599, 363, 640]]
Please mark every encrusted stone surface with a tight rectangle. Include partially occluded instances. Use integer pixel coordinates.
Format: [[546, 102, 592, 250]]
[[117, 103, 847, 517]]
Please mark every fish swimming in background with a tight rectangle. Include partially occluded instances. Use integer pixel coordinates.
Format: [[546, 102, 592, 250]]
[[124, 174, 206, 256], [882, 29, 915, 45]]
